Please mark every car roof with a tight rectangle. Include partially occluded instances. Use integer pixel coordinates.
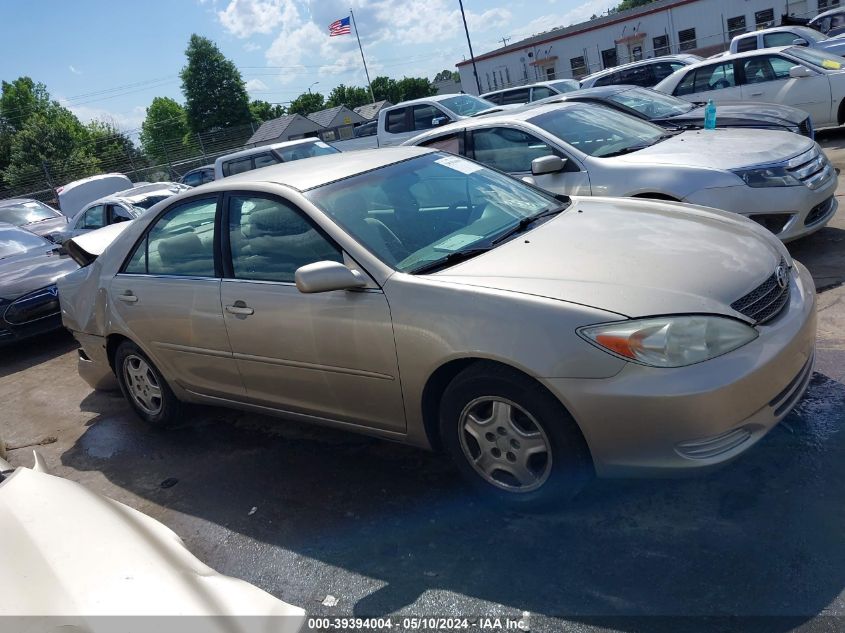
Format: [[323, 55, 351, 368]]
[[481, 79, 578, 96], [812, 7, 845, 20], [581, 55, 700, 81], [676, 46, 795, 69], [383, 94, 484, 109], [214, 138, 325, 164], [198, 146, 435, 192], [738, 25, 816, 36], [77, 187, 181, 213]]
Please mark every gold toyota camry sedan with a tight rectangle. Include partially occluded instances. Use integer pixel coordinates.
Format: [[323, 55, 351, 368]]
[[58, 147, 816, 507]]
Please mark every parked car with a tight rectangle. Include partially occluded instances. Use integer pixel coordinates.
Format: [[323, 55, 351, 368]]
[[809, 7, 845, 37], [377, 94, 500, 146], [354, 120, 377, 137], [481, 79, 580, 105], [59, 148, 815, 506], [654, 46, 845, 129], [579, 54, 703, 89], [0, 452, 306, 628], [539, 85, 814, 137], [730, 25, 845, 56], [56, 173, 133, 218], [180, 164, 215, 187], [0, 198, 69, 240], [0, 223, 78, 345], [60, 183, 187, 242], [405, 102, 837, 242], [214, 139, 339, 179]]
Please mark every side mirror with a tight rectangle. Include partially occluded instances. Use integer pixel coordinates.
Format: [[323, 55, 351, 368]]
[[531, 155, 567, 176], [295, 261, 367, 293], [789, 65, 815, 78], [792, 38, 809, 46], [431, 116, 450, 127]]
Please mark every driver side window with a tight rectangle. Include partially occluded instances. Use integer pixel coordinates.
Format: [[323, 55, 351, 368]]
[[471, 127, 559, 173]]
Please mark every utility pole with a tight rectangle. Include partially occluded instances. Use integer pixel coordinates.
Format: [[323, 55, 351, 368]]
[[458, 0, 482, 95]]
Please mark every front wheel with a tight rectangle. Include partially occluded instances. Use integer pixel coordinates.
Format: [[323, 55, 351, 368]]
[[115, 341, 182, 427], [439, 363, 593, 509]]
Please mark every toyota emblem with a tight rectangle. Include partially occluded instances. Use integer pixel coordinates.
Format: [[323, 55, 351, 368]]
[[775, 265, 788, 290]]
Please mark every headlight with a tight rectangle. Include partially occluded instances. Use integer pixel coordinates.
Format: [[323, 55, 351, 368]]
[[732, 166, 800, 188], [578, 316, 758, 368]]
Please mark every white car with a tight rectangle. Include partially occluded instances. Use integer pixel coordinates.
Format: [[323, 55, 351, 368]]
[[405, 102, 837, 242], [56, 173, 133, 218], [0, 452, 305, 629], [481, 79, 580, 105], [376, 94, 500, 146], [579, 54, 703, 89], [214, 138, 339, 179], [654, 45, 845, 129], [729, 25, 845, 56]]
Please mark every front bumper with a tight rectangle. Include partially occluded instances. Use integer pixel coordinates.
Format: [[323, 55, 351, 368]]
[[0, 313, 64, 346], [545, 262, 817, 477], [683, 173, 838, 242], [74, 332, 119, 391]]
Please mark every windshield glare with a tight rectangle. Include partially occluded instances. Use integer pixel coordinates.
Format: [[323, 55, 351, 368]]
[[277, 141, 339, 162], [0, 228, 49, 259], [305, 153, 557, 273], [529, 104, 666, 157], [787, 45, 845, 70], [0, 200, 58, 226], [439, 95, 495, 116], [608, 87, 694, 118]]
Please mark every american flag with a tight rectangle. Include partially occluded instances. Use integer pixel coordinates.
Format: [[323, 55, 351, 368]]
[[329, 16, 351, 36]]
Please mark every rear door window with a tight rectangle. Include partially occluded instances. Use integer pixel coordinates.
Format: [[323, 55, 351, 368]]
[[470, 127, 559, 173], [501, 88, 530, 104], [386, 107, 408, 133], [531, 86, 556, 100], [252, 152, 278, 169], [736, 36, 758, 52], [223, 157, 252, 177]]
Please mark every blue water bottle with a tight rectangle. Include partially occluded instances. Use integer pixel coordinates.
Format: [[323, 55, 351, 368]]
[[704, 99, 717, 129]]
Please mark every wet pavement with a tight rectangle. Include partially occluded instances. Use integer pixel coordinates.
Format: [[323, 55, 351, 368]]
[[2, 135, 845, 631]]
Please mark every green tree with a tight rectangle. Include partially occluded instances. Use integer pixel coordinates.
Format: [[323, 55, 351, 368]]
[[0, 77, 55, 174], [180, 34, 253, 134], [615, 0, 655, 12], [140, 97, 190, 164], [288, 92, 325, 116], [325, 84, 371, 109], [371, 76, 400, 103], [433, 69, 459, 83], [87, 119, 143, 175], [250, 99, 286, 123], [396, 77, 438, 101]]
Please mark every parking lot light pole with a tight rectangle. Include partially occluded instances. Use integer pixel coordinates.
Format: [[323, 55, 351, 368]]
[[459, 0, 482, 95]]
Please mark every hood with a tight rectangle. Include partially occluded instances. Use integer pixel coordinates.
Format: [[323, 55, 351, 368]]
[[0, 458, 305, 625], [432, 196, 785, 319], [22, 215, 69, 239], [0, 248, 78, 300], [610, 128, 814, 170], [667, 102, 807, 128]]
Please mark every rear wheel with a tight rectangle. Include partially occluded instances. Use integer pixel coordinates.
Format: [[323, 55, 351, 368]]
[[115, 341, 182, 427], [439, 363, 593, 509]]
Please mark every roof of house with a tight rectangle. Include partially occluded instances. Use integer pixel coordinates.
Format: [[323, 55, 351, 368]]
[[353, 100, 393, 120], [307, 105, 367, 128], [456, 0, 697, 67], [246, 113, 323, 145]]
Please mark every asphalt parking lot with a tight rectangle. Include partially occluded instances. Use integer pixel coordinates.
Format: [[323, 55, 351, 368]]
[[3, 135, 845, 632]]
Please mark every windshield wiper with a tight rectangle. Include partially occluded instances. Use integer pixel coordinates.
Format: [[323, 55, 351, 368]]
[[409, 247, 492, 275], [491, 203, 569, 246]]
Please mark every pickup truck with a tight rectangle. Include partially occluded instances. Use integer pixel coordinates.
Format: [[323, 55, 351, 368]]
[[729, 25, 845, 56]]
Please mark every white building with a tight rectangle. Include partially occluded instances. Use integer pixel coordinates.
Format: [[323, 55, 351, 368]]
[[457, 0, 838, 94]]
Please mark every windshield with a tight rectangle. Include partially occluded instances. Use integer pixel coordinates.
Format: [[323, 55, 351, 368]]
[[0, 226, 50, 259], [0, 200, 59, 226], [276, 140, 339, 162], [305, 152, 558, 273], [529, 104, 667, 157], [607, 87, 694, 118], [787, 45, 845, 70], [797, 28, 827, 43], [439, 94, 495, 116]]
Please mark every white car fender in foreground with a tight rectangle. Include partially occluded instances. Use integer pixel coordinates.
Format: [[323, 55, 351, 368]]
[[0, 452, 306, 632]]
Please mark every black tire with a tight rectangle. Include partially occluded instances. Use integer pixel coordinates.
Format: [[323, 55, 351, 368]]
[[439, 362, 593, 509], [114, 341, 182, 427]]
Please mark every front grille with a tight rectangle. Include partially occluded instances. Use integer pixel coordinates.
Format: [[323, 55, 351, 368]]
[[2, 286, 60, 325], [730, 258, 791, 324], [805, 196, 835, 227], [785, 146, 833, 190], [798, 117, 814, 140]]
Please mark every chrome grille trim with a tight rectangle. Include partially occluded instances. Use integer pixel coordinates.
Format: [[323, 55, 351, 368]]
[[785, 147, 834, 190], [730, 258, 791, 324]]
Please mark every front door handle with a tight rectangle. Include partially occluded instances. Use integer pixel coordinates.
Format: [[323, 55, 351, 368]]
[[750, 92, 763, 96], [118, 291, 138, 303], [225, 301, 254, 316]]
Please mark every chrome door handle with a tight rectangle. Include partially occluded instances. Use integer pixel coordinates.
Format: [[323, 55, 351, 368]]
[[225, 302, 254, 316], [118, 292, 138, 303]]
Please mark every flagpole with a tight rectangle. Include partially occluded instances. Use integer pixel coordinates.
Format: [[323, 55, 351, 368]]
[[350, 9, 375, 103]]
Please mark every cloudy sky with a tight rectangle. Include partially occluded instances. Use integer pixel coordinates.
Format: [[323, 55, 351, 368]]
[[0, 0, 616, 133]]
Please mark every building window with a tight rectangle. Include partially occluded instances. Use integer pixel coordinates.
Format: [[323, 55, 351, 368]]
[[678, 28, 697, 51], [631, 45, 643, 61], [522, 63, 529, 79], [570, 56, 587, 78], [652, 35, 670, 56], [819, 0, 841, 9], [755, 8, 775, 28], [492, 72, 497, 89], [505, 67, 511, 85], [546, 66, 556, 80], [727, 15, 746, 38], [486, 73, 492, 91], [601, 47, 618, 69]]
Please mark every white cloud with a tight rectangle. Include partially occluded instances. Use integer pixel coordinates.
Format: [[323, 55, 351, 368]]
[[65, 103, 147, 138], [245, 78, 268, 91], [243, 41, 262, 51], [218, 0, 298, 38], [69, 65, 82, 75], [511, 0, 616, 39]]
